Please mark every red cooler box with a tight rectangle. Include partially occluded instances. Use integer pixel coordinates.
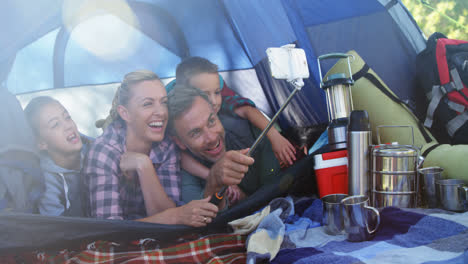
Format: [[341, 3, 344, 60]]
[[314, 150, 348, 198]]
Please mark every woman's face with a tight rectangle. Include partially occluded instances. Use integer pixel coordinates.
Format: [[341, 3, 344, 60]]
[[189, 72, 222, 114], [122, 80, 168, 143], [37, 101, 83, 156]]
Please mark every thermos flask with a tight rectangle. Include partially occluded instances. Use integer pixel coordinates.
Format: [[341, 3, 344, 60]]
[[347, 110, 371, 196]]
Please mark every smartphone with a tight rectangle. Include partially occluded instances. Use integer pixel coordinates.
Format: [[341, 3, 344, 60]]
[[266, 46, 309, 80]]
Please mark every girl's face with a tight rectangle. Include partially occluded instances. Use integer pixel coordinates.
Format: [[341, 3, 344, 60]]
[[37, 101, 83, 156], [120, 80, 168, 143], [189, 72, 222, 114]]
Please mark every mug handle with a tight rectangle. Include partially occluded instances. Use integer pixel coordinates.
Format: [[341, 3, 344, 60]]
[[364, 205, 381, 235], [459, 186, 468, 210]]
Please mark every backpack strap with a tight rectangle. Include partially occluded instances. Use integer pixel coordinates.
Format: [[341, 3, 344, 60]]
[[424, 85, 445, 128], [446, 111, 468, 137], [352, 64, 433, 144], [424, 68, 467, 128], [422, 143, 442, 158], [450, 68, 465, 91]]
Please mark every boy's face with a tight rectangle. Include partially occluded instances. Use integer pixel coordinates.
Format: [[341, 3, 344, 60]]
[[37, 101, 83, 156], [189, 72, 222, 114]]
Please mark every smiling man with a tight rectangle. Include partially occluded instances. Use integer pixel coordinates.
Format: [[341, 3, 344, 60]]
[[167, 85, 281, 206]]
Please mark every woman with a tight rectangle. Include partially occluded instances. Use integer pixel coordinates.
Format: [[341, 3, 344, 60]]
[[83, 70, 217, 227]]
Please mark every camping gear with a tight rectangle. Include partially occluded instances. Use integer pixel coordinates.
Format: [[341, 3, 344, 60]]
[[318, 53, 355, 150], [420, 142, 468, 183], [324, 50, 436, 148], [436, 179, 468, 212], [313, 150, 348, 198], [321, 193, 347, 235], [341, 195, 380, 242], [418, 166, 444, 208], [347, 110, 371, 197], [371, 126, 420, 208], [415, 32, 468, 144], [248, 44, 308, 157]]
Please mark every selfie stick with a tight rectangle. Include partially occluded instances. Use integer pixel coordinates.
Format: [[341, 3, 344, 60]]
[[210, 45, 308, 206], [209, 79, 305, 206]]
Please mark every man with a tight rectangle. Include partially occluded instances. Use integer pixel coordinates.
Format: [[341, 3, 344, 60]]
[[167, 85, 281, 206]]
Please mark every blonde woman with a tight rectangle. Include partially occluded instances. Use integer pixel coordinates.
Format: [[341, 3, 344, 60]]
[[83, 70, 217, 226]]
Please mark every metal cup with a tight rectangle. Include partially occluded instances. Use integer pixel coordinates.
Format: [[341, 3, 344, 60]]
[[418, 167, 444, 208], [341, 195, 380, 242], [322, 194, 348, 235], [436, 179, 468, 212]]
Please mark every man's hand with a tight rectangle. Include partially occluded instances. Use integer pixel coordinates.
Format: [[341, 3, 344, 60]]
[[207, 148, 254, 191]]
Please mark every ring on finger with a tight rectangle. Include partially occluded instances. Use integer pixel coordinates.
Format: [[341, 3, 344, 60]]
[[203, 216, 207, 223]]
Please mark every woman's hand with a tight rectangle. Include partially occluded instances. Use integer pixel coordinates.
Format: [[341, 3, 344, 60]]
[[176, 197, 219, 227], [268, 130, 296, 167], [120, 152, 152, 179]]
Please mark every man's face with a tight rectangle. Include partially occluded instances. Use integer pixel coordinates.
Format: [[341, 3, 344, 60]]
[[173, 96, 226, 163], [189, 72, 222, 114]]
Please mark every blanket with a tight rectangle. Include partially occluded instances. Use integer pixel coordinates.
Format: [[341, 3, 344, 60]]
[[242, 197, 468, 264], [1, 233, 247, 264]]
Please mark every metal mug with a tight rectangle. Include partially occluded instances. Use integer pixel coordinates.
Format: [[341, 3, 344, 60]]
[[341, 195, 380, 242], [418, 167, 444, 208], [322, 194, 348, 235], [436, 179, 468, 212]]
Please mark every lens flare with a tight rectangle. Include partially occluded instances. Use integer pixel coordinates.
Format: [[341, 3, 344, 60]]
[[62, 0, 141, 61]]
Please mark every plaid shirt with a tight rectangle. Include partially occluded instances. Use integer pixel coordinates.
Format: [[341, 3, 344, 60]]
[[83, 120, 181, 220], [220, 84, 256, 116]]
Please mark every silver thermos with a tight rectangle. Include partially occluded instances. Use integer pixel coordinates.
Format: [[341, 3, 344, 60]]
[[348, 110, 371, 196]]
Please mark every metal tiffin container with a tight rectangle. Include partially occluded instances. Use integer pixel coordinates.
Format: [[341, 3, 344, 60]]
[[370, 126, 420, 208]]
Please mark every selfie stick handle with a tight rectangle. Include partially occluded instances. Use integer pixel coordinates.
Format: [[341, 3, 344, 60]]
[[247, 79, 303, 156], [209, 186, 227, 205]]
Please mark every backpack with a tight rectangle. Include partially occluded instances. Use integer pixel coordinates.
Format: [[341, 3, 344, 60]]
[[415, 32, 468, 144], [0, 88, 44, 213]]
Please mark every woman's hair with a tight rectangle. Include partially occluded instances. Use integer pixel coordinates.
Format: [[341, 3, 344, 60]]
[[95, 70, 161, 129], [175, 56, 218, 86], [24, 96, 60, 138]]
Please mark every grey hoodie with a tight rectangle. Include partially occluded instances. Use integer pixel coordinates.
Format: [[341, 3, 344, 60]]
[[38, 143, 88, 217]]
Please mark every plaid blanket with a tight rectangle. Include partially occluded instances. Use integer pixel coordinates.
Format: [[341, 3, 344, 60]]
[[1, 234, 246, 264], [245, 197, 468, 264]]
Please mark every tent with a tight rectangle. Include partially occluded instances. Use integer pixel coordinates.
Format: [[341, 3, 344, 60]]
[[0, 0, 428, 253], [1, 0, 426, 136]]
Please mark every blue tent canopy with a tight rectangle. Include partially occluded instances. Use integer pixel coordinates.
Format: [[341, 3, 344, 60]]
[[0, 0, 426, 129]]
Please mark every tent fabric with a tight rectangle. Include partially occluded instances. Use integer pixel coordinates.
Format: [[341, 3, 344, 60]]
[[282, 0, 426, 125], [2, 0, 426, 129]]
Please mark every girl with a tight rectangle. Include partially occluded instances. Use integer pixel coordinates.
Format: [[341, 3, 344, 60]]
[[24, 96, 88, 217]]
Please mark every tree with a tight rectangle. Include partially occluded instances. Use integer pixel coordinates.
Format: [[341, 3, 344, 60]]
[[402, 0, 468, 40]]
